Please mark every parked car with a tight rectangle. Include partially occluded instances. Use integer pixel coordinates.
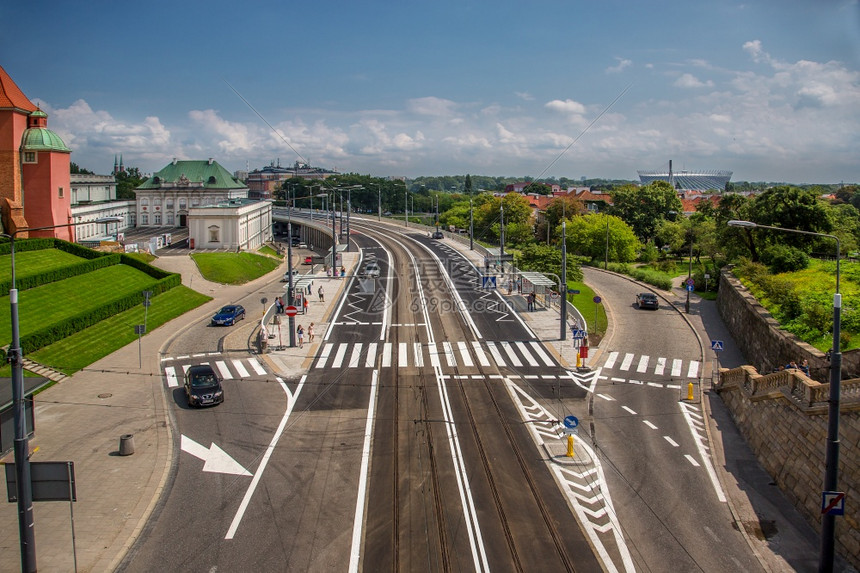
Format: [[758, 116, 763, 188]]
[[184, 364, 224, 407], [636, 292, 659, 310], [304, 256, 313, 264], [362, 262, 381, 278], [211, 304, 246, 325], [290, 236, 301, 246], [431, 230, 444, 239], [283, 269, 300, 282]]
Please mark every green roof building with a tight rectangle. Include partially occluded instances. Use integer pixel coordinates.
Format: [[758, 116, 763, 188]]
[[134, 158, 249, 227]]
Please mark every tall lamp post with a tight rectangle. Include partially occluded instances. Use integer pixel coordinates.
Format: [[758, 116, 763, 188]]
[[728, 219, 842, 572], [3, 217, 122, 572], [685, 216, 694, 314]]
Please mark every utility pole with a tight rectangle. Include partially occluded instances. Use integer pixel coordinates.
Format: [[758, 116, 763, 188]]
[[561, 220, 567, 341], [469, 198, 474, 251]]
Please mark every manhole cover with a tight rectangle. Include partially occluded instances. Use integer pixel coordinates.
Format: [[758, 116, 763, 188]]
[[98, 393, 113, 399]]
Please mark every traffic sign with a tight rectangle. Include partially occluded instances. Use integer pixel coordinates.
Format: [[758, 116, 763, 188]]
[[482, 276, 497, 289], [593, 296, 601, 303], [686, 284, 694, 292], [571, 329, 587, 339], [822, 491, 845, 516], [568, 289, 580, 295], [563, 415, 579, 429], [285, 305, 298, 317], [711, 340, 724, 351], [686, 277, 695, 286]]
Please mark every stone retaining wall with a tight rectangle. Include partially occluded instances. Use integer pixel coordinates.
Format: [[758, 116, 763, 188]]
[[716, 269, 860, 567]]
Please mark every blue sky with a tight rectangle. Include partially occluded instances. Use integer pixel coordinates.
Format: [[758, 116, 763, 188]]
[[2, 0, 858, 183]]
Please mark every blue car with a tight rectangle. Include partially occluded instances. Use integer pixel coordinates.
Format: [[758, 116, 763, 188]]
[[211, 304, 246, 326]]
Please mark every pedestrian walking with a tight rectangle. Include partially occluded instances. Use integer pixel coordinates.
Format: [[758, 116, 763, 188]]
[[527, 292, 536, 311], [303, 295, 309, 314], [296, 324, 304, 348], [516, 277, 522, 294], [318, 285, 325, 302], [308, 322, 315, 342]]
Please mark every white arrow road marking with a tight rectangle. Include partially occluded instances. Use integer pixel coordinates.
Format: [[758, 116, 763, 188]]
[[180, 435, 252, 476]]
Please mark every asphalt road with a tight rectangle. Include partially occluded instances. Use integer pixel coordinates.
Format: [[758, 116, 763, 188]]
[[115, 218, 765, 572], [584, 267, 762, 571]]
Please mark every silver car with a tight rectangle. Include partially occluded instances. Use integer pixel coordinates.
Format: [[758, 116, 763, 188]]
[[363, 262, 381, 278]]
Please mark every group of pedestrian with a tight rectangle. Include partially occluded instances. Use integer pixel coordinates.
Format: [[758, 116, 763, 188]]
[[296, 322, 315, 348], [774, 359, 810, 376]]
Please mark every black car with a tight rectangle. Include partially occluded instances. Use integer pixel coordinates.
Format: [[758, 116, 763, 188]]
[[184, 364, 224, 407], [432, 230, 444, 239], [211, 304, 246, 326], [636, 292, 659, 310]]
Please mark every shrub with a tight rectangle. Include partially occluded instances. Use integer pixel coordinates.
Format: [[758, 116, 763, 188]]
[[637, 244, 659, 263], [761, 244, 809, 274]]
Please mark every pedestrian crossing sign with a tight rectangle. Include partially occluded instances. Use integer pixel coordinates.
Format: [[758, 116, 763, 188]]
[[710, 340, 724, 351]]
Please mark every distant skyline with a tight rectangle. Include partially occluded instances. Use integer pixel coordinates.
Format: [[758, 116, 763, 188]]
[[2, 0, 858, 183]]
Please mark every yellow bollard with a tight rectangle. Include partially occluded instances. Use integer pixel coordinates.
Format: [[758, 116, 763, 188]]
[[687, 381, 694, 401], [576, 352, 582, 368], [566, 434, 575, 457]]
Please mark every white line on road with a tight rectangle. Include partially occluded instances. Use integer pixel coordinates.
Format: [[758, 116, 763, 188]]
[[643, 420, 658, 430], [226, 376, 301, 540], [165, 366, 178, 388], [664, 436, 680, 447], [685, 454, 701, 467], [349, 370, 379, 572], [622, 406, 637, 415]]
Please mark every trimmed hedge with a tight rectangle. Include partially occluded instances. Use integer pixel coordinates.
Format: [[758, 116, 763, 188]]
[[18, 273, 181, 355], [0, 239, 183, 360]]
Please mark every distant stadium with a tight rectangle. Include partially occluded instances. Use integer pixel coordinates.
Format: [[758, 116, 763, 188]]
[[637, 169, 732, 191]]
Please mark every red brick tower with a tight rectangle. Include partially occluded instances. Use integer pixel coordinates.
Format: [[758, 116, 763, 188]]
[[0, 64, 37, 237], [21, 109, 73, 240]]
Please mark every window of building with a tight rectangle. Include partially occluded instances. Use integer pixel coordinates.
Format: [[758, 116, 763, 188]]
[[23, 151, 36, 163], [141, 198, 149, 207], [153, 197, 161, 207], [191, 198, 200, 207], [208, 226, 220, 243], [141, 214, 148, 225], [58, 187, 64, 198], [166, 198, 174, 209], [154, 213, 162, 225], [167, 212, 174, 225], [179, 199, 187, 210]]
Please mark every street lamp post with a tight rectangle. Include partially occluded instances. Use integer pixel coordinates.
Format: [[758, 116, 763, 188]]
[[469, 198, 474, 251], [728, 219, 842, 572], [4, 217, 122, 572], [377, 183, 382, 222], [685, 216, 694, 314]]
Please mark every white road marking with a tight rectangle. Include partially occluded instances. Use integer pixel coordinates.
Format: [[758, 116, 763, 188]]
[[687, 360, 700, 378], [398, 342, 408, 368], [443, 341, 457, 367], [643, 420, 658, 430], [165, 366, 179, 388], [597, 393, 615, 401], [180, 435, 251, 476], [654, 356, 666, 375], [349, 370, 379, 572], [382, 343, 392, 368], [529, 341, 556, 367], [458, 341, 474, 367], [232, 359, 250, 378], [603, 351, 619, 369], [215, 361, 232, 380], [365, 343, 377, 368], [500, 341, 523, 367], [515, 341, 540, 367], [620, 353, 634, 371], [413, 342, 424, 367], [349, 343, 363, 368], [247, 358, 266, 376], [332, 344, 348, 368], [685, 454, 701, 467], [486, 341, 506, 366], [622, 406, 637, 415], [472, 341, 491, 366], [664, 436, 680, 447], [317, 343, 333, 368], [636, 355, 649, 373], [671, 359, 683, 377], [429, 344, 442, 369]]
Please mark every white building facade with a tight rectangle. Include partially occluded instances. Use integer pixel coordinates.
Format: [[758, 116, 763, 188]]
[[187, 198, 272, 251]]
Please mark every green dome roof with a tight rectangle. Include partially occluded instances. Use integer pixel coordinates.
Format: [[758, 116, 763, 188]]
[[22, 126, 70, 153]]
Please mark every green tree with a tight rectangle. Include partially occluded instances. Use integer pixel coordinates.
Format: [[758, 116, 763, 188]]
[[565, 213, 640, 263], [609, 181, 682, 243], [522, 182, 552, 195], [464, 174, 473, 195], [70, 162, 94, 175], [116, 167, 146, 199], [543, 195, 585, 242]]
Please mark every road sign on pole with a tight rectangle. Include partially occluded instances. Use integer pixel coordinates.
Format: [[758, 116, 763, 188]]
[[711, 340, 724, 351], [285, 306, 298, 317]]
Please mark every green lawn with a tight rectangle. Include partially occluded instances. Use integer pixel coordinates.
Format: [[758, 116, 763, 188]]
[[192, 252, 280, 284], [26, 286, 211, 375], [567, 281, 607, 335], [0, 265, 161, 345], [0, 249, 86, 284]]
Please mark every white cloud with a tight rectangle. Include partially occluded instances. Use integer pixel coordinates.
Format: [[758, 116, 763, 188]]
[[544, 99, 587, 115], [406, 96, 458, 117], [674, 73, 715, 88], [515, 91, 534, 101], [606, 57, 632, 74]]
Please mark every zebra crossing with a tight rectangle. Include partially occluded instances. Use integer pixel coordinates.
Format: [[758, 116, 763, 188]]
[[162, 354, 268, 388], [314, 339, 557, 370], [600, 351, 700, 378]]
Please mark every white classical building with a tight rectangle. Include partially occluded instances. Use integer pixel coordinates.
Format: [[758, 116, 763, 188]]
[[134, 158, 249, 227], [187, 198, 272, 251]]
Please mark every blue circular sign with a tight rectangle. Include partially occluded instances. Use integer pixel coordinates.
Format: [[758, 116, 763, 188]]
[[593, 296, 602, 303], [563, 415, 579, 429]]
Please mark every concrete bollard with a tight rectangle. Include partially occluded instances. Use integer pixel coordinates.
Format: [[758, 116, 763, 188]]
[[119, 434, 135, 456]]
